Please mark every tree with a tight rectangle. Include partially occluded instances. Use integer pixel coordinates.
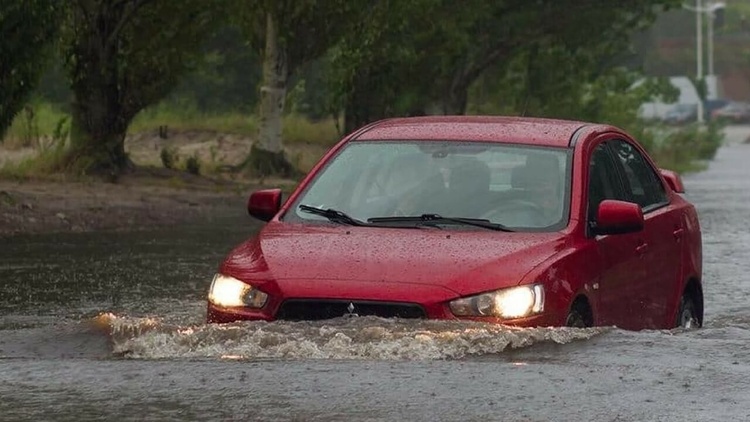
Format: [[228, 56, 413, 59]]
[[234, 0, 362, 176], [165, 26, 263, 114], [329, 0, 680, 133], [0, 0, 62, 139], [60, 0, 224, 175], [326, 0, 445, 133]]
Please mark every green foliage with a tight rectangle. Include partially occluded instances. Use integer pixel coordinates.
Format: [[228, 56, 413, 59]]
[[0, 0, 63, 139], [326, 0, 680, 132], [52, 116, 71, 144], [287, 58, 335, 120], [160, 147, 178, 170], [3, 101, 68, 149], [165, 26, 262, 113], [0, 118, 70, 179], [326, 0, 442, 131], [646, 122, 725, 173], [185, 154, 201, 175], [2, 0, 720, 178], [234, 0, 365, 73]]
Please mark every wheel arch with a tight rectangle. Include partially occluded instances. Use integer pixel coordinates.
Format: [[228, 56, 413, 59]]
[[682, 277, 704, 326], [568, 293, 595, 327]]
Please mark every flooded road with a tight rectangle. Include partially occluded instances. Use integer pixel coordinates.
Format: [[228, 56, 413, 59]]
[[2, 127, 750, 421]]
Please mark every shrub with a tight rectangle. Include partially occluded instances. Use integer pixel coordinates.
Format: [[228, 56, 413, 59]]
[[160, 147, 178, 169], [185, 154, 201, 175]]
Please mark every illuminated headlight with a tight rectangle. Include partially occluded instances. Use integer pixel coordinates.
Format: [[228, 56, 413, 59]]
[[208, 274, 268, 308], [449, 284, 544, 319]]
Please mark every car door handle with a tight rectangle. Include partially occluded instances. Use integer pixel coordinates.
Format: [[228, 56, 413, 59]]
[[635, 242, 649, 255], [673, 228, 684, 240]]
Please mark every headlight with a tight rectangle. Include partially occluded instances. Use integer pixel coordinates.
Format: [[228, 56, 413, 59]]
[[208, 274, 268, 308], [449, 284, 544, 319]]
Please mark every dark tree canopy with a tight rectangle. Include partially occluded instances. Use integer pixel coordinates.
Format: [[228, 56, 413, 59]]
[[0, 0, 63, 139]]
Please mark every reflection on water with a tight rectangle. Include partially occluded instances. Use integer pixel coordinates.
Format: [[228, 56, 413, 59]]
[[0, 215, 257, 319]]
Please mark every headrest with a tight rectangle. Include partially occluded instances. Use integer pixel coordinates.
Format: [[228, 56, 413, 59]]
[[385, 153, 440, 192], [449, 158, 490, 190], [511, 154, 560, 189]]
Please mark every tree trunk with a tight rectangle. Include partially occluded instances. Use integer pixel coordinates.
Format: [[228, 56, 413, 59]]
[[69, 97, 131, 176], [247, 12, 295, 177], [258, 12, 287, 153], [441, 85, 469, 115], [66, 30, 132, 177], [344, 95, 373, 135], [344, 67, 393, 134]]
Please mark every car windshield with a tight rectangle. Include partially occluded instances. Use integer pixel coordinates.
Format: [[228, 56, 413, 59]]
[[283, 140, 571, 231]]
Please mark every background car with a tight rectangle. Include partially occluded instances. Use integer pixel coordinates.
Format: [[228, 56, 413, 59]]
[[663, 103, 698, 125], [703, 99, 730, 120], [711, 101, 750, 123], [207, 116, 703, 331], [662, 100, 730, 124]]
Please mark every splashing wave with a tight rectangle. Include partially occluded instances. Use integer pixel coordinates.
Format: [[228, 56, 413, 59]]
[[93, 313, 608, 360]]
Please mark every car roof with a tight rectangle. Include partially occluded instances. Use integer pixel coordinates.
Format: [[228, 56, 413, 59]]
[[352, 116, 591, 148]]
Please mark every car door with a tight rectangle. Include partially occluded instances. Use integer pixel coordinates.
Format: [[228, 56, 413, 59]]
[[586, 141, 644, 329], [609, 139, 682, 329]]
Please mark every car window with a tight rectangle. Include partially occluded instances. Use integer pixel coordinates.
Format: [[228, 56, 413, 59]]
[[283, 141, 572, 231], [587, 143, 626, 222], [610, 139, 668, 210]]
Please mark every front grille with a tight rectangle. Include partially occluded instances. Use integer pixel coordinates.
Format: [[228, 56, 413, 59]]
[[275, 299, 426, 321]]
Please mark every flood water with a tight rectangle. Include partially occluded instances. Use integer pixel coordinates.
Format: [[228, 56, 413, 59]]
[[2, 127, 750, 421]]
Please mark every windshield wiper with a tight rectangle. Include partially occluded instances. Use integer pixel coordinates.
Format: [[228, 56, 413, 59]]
[[367, 214, 514, 232], [299, 204, 368, 226]]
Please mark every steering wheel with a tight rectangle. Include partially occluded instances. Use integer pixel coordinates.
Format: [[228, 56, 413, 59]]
[[481, 199, 546, 226]]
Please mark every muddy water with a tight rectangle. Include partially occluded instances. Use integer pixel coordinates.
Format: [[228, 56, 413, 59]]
[[2, 128, 750, 421]]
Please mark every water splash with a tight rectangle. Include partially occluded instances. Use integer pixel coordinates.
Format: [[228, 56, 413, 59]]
[[96, 313, 608, 360]]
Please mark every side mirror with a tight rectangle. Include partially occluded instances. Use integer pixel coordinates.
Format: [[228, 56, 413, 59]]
[[659, 169, 685, 193], [247, 189, 282, 222], [595, 200, 644, 235]]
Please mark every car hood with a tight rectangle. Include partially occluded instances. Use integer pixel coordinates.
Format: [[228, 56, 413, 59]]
[[220, 223, 568, 296]]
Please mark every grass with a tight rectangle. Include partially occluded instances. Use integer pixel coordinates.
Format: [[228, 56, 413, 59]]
[[130, 106, 259, 136], [3, 101, 343, 148], [3, 102, 68, 150], [0, 141, 70, 180], [281, 114, 341, 146], [130, 103, 342, 146]]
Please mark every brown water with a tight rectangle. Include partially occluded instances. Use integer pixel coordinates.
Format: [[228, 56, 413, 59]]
[[2, 127, 750, 421]]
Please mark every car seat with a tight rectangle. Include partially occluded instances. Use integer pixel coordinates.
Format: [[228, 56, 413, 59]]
[[443, 157, 491, 217]]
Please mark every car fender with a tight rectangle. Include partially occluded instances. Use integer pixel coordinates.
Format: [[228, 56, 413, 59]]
[[519, 241, 602, 326], [667, 203, 703, 325]]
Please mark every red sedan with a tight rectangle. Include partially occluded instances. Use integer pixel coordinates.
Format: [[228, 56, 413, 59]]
[[207, 116, 703, 330]]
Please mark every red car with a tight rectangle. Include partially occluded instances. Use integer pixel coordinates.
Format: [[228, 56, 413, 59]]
[[207, 116, 703, 330]]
